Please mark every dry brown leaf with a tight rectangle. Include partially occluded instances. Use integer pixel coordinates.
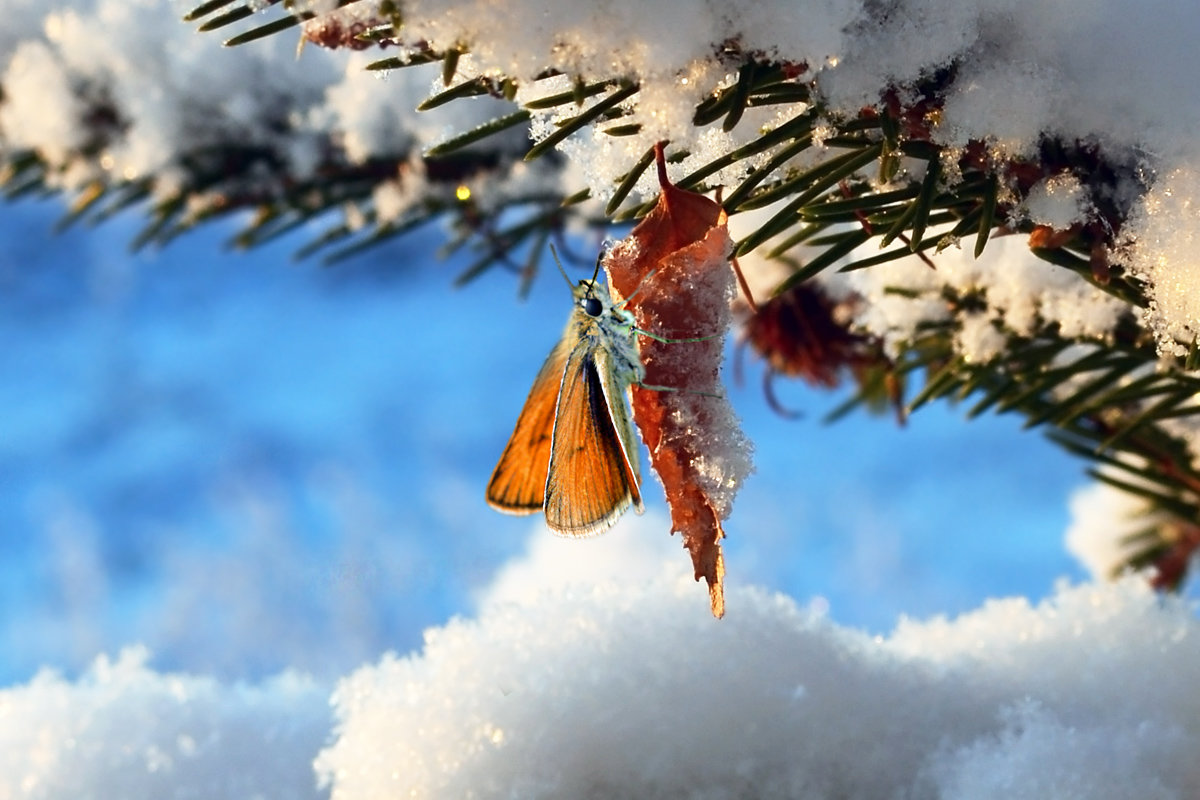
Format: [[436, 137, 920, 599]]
[[604, 143, 753, 618]]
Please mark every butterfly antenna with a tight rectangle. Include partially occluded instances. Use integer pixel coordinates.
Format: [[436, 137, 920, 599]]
[[548, 244, 575, 291], [580, 250, 606, 300]]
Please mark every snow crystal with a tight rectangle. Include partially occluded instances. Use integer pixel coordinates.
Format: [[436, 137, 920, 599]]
[[1122, 162, 1200, 358]]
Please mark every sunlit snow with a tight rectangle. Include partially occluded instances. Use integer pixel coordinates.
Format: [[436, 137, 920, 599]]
[[4, 0, 1200, 797]]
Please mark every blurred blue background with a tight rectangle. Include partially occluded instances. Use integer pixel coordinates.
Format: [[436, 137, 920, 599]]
[[0, 200, 1087, 685]]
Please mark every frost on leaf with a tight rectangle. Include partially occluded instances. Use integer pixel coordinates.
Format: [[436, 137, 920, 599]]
[[604, 143, 753, 618]]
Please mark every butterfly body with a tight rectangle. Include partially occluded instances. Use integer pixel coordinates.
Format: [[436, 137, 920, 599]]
[[487, 278, 646, 536]]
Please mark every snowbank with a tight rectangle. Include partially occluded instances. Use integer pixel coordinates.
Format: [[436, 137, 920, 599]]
[[0, 647, 329, 800], [317, 575, 1200, 799], [7, 528, 1200, 799]]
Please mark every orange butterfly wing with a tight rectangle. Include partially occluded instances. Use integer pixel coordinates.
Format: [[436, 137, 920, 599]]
[[543, 343, 643, 536], [486, 339, 570, 514]]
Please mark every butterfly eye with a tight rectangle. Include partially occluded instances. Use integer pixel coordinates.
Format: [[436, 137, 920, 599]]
[[581, 296, 603, 317]]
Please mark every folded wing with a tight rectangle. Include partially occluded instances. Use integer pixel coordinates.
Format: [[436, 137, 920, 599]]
[[543, 343, 643, 536], [486, 339, 569, 514]]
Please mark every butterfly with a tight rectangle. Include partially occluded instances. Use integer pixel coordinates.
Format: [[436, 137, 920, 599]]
[[486, 252, 650, 536]]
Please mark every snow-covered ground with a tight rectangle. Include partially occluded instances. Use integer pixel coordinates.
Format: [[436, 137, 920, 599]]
[[8, 525, 1200, 798]]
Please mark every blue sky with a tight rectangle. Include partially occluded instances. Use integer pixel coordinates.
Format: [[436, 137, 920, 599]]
[[0, 200, 1088, 686]]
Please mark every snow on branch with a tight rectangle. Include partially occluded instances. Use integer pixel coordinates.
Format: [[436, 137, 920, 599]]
[[3, 0, 1197, 358], [7, 1, 1200, 581]]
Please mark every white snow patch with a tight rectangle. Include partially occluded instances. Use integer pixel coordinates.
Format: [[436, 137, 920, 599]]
[[6, 519, 1200, 799], [0, 647, 329, 800], [1022, 173, 1093, 230], [1065, 480, 1162, 581], [1122, 162, 1200, 358], [316, 575, 1200, 799]]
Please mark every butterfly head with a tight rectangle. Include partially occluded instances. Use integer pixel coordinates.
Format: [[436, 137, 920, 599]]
[[577, 280, 607, 318]]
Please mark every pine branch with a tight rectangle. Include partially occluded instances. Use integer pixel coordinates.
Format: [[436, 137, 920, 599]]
[[2, 1, 1199, 590]]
